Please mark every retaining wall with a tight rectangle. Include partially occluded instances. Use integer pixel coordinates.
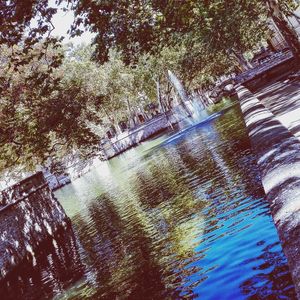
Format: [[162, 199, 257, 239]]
[[241, 55, 296, 92], [0, 224, 83, 299], [237, 85, 300, 297], [0, 172, 70, 280], [100, 106, 189, 159]]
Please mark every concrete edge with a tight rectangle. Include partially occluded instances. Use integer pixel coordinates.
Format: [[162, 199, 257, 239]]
[[237, 85, 300, 298]]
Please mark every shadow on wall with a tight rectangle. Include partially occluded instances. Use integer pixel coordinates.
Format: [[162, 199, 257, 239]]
[[0, 172, 71, 289], [0, 224, 84, 300], [255, 80, 300, 116], [238, 86, 300, 297]]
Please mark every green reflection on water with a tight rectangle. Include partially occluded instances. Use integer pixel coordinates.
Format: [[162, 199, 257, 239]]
[[54, 105, 293, 299]]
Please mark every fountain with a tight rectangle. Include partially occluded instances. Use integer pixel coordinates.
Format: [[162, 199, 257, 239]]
[[167, 70, 189, 103], [167, 70, 192, 117], [167, 70, 210, 126]]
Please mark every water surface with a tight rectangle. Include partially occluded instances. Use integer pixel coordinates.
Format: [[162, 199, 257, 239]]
[[1, 105, 296, 299]]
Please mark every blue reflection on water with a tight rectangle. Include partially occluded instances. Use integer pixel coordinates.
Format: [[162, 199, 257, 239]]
[[0, 104, 295, 299]]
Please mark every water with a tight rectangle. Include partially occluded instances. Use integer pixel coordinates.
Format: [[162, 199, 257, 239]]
[[167, 70, 189, 103], [0, 105, 296, 299], [167, 69, 210, 127], [168, 70, 192, 117]]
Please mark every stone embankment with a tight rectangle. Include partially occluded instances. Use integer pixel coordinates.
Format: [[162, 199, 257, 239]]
[[0, 172, 70, 281], [99, 102, 201, 159], [237, 85, 300, 297], [43, 170, 71, 190], [100, 112, 177, 159], [237, 51, 295, 91]]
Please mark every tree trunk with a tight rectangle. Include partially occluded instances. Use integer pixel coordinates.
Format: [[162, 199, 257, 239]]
[[165, 82, 173, 110], [101, 105, 112, 121], [139, 105, 149, 121], [267, 38, 277, 52], [199, 87, 214, 107], [155, 79, 174, 129], [198, 88, 207, 107], [229, 49, 252, 71], [126, 98, 136, 127], [267, 0, 300, 60], [101, 106, 122, 135], [156, 79, 164, 113], [116, 124, 123, 134]]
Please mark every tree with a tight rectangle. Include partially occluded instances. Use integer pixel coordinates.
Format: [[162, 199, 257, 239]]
[[71, 0, 300, 64], [0, 0, 57, 45], [1, 0, 300, 174], [63, 44, 157, 133], [267, 0, 300, 60], [0, 1, 103, 174], [0, 42, 100, 173]]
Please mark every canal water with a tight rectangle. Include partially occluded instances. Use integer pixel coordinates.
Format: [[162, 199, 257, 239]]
[[1, 104, 296, 299]]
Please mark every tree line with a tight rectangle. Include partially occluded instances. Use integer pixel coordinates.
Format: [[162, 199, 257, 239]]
[[0, 0, 299, 175]]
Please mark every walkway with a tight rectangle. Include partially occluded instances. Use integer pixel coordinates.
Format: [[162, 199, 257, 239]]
[[255, 78, 300, 139]]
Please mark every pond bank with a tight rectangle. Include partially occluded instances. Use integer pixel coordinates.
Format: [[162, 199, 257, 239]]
[[99, 101, 209, 160], [0, 172, 70, 282], [237, 84, 300, 297], [99, 111, 178, 160]]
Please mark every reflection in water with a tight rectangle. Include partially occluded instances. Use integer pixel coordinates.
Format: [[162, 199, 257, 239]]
[[1, 105, 296, 299], [0, 225, 84, 300], [240, 241, 295, 299]]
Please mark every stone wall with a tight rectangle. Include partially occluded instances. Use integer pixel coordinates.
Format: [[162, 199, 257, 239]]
[[237, 86, 300, 297], [0, 172, 70, 280], [0, 224, 83, 299], [240, 54, 296, 92], [100, 109, 183, 159], [99, 100, 207, 160], [43, 171, 71, 191]]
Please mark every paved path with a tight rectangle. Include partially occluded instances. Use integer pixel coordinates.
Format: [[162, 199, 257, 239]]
[[255, 79, 300, 139]]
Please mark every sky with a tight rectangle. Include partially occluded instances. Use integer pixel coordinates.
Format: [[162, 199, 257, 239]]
[[48, 0, 95, 45]]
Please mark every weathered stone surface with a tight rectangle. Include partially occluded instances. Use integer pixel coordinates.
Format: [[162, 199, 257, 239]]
[[43, 171, 71, 191], [0, 224, 83, 299], [0, 172, 70, 280], [237, 86, 300, 297], [255, 79, 300, 141], [241, 56, 298, 92], [100, 108, 184, 159], [236, 51, 295, 92]]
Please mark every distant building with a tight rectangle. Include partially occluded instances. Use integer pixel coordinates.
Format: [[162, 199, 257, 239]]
[[268, 6, 300, 50]]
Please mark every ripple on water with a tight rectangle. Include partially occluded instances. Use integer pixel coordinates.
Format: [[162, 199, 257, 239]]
[[0, 105, 296, 299]]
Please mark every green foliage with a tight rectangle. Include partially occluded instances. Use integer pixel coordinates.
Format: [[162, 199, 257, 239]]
[[1, 0, 299, 174], [71, 0, 272, 64], [0, 0, 58, 46], [0, 42, 99, 172], [62, 44, 159, 132], [277, 0, 299, 15]]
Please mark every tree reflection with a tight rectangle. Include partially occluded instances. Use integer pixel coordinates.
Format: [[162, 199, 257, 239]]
[[71, 195, 186, 299], [33, 105, 294, 299]]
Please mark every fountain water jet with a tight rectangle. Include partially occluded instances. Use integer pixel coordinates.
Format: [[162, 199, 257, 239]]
[[168, 70, 210, 127], [167, 70, 192, 117]]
